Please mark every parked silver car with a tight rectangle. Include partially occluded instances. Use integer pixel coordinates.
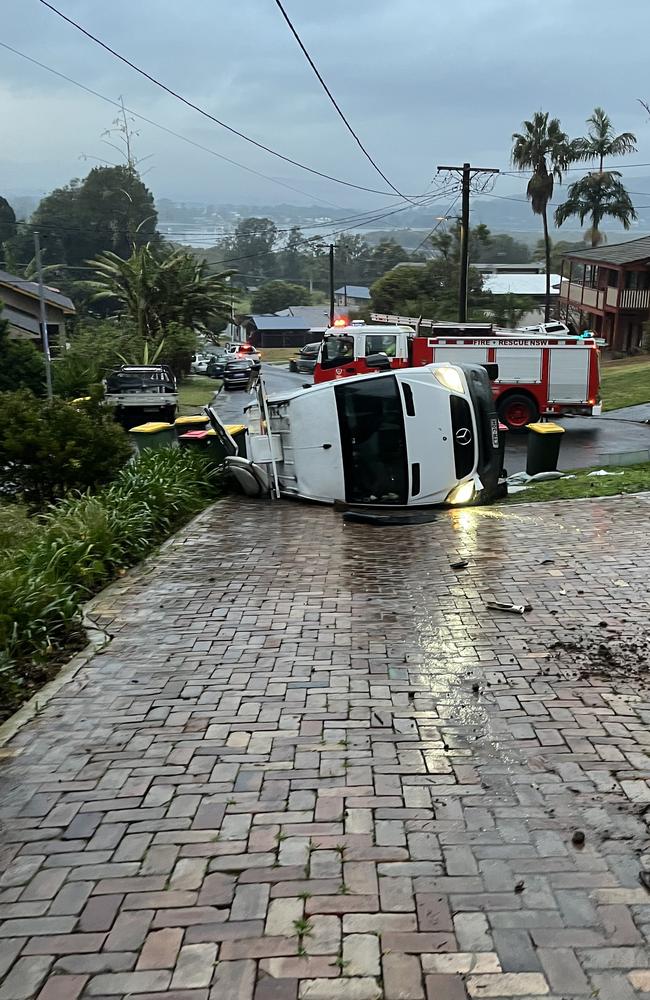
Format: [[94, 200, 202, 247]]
[[288, 342, 320, 375]]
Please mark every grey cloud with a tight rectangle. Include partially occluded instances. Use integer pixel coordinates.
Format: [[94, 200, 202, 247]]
[[1, 0, 649, 205]]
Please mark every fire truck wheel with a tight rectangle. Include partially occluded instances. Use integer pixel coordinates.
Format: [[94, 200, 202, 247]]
[[498, 393, 539, 433]]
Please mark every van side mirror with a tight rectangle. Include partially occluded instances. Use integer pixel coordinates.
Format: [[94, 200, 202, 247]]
[[365, 352, 392, 371], [482, 363, 499, 381]]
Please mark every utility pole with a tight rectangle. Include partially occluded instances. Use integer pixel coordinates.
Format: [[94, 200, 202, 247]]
[[328, 244, 335, 326], [34, 232, 53, 401], [437, 163, 499, 322]]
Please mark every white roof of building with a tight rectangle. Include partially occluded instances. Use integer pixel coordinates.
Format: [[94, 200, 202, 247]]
[[483, 273, 561, 296]]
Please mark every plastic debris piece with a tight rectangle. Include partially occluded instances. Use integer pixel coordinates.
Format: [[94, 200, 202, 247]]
[[450, 559, 469, 570], [486, 601, 532, 615]]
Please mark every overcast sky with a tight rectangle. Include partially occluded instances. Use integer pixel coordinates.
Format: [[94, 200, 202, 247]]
[[2, 0, 650, 214]]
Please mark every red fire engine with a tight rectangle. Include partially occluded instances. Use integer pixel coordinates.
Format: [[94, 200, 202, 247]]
[[313, 315, 602, 432]]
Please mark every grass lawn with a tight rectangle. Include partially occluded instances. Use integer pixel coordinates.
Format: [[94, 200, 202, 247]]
[[601, 357, 650, 411], [260, 348, 298, 365], [178, 376, 219, 412], [506, 461, 650, 504]]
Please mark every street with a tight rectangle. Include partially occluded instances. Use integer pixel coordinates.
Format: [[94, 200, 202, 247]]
[[1, 494, 649, 999], [209, 365, 650, 474]]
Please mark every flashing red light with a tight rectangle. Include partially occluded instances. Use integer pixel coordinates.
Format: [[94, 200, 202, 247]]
[[333, 318, 347, 327]]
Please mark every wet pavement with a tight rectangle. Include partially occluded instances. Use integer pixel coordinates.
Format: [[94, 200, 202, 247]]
[[211, 364, 650, 475], [1, 494, 650, 999]]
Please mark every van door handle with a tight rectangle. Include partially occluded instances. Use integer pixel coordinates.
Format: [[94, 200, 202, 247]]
[[322, 443, 332, 449]]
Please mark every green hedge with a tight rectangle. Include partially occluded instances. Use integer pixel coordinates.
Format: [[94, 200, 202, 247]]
[[0, 448, 223, 722]]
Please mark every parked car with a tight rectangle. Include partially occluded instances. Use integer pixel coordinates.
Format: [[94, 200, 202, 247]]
[[190, 353, 212, 374], [223, 359, 254, 390], [206, 350, 229, 379], [227, 344, 261, 368], [289, 342, 320, 375]]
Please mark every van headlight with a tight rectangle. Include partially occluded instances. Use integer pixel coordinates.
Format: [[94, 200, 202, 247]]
[[433, 366, 465, 394], [445, 481, 475, 505]]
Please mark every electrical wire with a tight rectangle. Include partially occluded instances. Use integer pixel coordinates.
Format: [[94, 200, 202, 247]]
[[36, 0, 415, 198], [0, 40, 343, 212], [4, 195, 445, 284], [271, 0, 414, 204], [410, 195, 462, 254], [7, 190, 447, 244]]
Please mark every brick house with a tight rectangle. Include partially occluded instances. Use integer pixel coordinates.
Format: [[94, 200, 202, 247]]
[[558, 237, 650, 353]]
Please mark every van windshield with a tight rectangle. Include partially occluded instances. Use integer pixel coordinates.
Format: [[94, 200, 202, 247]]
[[334, 375, 407, 505]]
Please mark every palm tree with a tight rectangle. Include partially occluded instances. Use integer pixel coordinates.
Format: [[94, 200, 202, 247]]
[[554, 172, 637, 247], [555, 108, 637, 247], [511, 112, 576, 321], [85, 244, 234, 339], [574, 107, 637, 173]]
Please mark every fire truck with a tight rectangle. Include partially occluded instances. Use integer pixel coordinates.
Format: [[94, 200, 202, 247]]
[[313, 315, 602, 432]]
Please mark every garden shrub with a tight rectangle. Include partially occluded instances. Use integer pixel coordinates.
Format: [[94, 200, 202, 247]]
[[0, 448, 222, 721], [0, 391, 132, 505]]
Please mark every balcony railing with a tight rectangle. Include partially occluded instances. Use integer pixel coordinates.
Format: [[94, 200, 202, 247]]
[[559, 281, 603, 310], [619, 287, 650, 309], [559, 280, 650, 312]]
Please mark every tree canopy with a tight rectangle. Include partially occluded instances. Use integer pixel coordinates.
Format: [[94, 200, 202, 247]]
[[0, 197, 16, 248], [4, 166, 158, 301], [251, 280, 312, 314]]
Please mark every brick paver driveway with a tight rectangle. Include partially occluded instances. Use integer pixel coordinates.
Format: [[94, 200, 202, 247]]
[[1, 495, 650, 1000]]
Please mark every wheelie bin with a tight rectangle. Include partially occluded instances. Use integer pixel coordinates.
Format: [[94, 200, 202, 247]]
[[526, 422, 565, 475]]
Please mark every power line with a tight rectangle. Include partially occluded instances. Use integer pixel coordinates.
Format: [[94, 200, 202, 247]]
[[271, 0, 414, 204], [411, 195, 462, 254], [8, 191, 446, 243], [36, 0, 413, 199], [3, 198, 444, 283], [0, 40, 342, 211]]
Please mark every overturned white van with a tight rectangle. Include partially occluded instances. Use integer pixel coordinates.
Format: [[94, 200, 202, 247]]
[[215, 362, 503, 508]]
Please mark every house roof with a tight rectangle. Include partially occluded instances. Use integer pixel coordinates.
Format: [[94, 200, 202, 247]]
[[563, 236, 650, 266], [335, 285, 370, 298], [276, 305, 346, 326], [483, 274, 561, 296], [248, 315, 312, 331], [0, 270, 76, 313], [2, 307, 41, 336]]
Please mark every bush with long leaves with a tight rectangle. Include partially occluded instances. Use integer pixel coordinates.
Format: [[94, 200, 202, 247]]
[[0, 448, 223, 721]]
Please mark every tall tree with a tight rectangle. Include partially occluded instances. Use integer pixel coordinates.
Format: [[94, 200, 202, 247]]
[[511, 112, 576, 321], [251, 280, 312, 314], [3, 166, 158, 298], [574, 107, 637, 173], [0, 197, 17, 250], [554, 172, 637, 246], [225, 218, 278, 285], [555, 108, 637, 247]]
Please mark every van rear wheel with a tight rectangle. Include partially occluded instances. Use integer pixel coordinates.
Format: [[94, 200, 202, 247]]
[[498, 393, 538, 433]]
